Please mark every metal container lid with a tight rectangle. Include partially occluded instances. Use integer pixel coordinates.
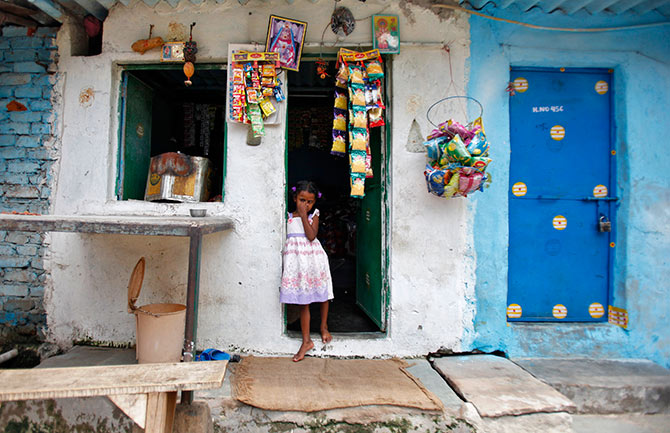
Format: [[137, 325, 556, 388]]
[[127, 257, 145, 313]]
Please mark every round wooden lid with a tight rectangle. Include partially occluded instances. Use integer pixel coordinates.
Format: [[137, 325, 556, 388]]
[[127, 257, 145, 312]]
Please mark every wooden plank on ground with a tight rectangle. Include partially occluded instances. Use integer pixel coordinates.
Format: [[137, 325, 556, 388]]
[[0, 361, 227, 402]]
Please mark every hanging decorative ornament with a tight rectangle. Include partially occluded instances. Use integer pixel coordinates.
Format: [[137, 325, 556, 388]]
[[330, 7, 355, 37], [183, 22, 198, 86], [183, 62, 195, 86], [315, 58, 329, 79]]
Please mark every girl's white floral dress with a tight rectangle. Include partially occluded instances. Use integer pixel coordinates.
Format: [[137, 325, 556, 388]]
[[280, 209, 334, 305]]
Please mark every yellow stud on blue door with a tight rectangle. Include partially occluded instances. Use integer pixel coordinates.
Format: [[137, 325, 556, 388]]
[[553, 304, 567, 319], [553, 215, 567, 230], [589, 302, 605, 318], [513, 77, 528, 93], [507, 304, 522, 319], [512, 182, 527, 197], [550, 125, 565, 141]]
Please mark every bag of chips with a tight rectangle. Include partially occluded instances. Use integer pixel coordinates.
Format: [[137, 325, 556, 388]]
[[443, 135, 471, 164], [458, 171, 484, 196], [335, 62, 349, 88], [334, 89, 348, 109], [466, 131, 489, 157], [331, 130, 347, 156], [350, 173, 365, 197], [349, 84, 366, 107], [333, 108, 347, 131], [424, 136, 446, 162], [469, 156, 492, 171], [350, 150, 367, 173], [348, 65, 365, 84], [443, 170, 460, 198], [352, 106, 368, 129], [365, 59, 384, 80], [351, 128, 368, 151]]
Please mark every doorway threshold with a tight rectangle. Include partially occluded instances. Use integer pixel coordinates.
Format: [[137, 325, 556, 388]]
[[286, 330, 387, 340]]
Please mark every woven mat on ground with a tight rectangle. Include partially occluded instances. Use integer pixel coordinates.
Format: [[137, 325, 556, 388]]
[[232, 356, 444, 412]]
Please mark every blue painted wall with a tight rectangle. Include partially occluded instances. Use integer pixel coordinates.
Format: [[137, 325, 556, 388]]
[[0, 26, 59, 342], [465, 8, 670, 367]]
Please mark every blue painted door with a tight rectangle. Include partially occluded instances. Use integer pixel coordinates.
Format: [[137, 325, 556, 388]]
[[508, 67, 615, 322]]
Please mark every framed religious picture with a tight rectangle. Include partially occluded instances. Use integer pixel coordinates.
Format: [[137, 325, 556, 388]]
[[372, 15, 400, 54], [161, 42, 185, 62], [265, 15, 307, 71]]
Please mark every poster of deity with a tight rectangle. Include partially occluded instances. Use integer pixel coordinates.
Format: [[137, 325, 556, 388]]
[[372, 15, 400, 54], [265, 15, 307, 71]]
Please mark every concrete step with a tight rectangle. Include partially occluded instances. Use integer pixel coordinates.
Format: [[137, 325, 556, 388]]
[[514, 358, 670, 414], [572, 414, 670, 433], [432, 354, 576, 433]]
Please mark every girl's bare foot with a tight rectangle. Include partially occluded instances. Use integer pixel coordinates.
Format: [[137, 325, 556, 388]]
[[293, 340, 314, 362], [321, 327, 332, 344]]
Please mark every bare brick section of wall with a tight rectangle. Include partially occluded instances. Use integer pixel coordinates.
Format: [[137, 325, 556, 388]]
[[0, 26, 59, 343]]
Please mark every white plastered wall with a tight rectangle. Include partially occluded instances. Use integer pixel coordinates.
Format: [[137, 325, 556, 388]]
[[46, 0, 474, 357]]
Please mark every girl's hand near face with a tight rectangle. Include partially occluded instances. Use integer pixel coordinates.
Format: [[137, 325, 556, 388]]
[[294, 190, 318, 241]]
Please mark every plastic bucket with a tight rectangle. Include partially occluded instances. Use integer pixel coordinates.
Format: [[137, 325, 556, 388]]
[[134, 303, 186, 364]]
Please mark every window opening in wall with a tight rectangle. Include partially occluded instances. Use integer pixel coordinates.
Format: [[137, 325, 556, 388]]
[[84, 15, 103, 56], [285, 60, 385, 334], [118, 66, 227, 202]]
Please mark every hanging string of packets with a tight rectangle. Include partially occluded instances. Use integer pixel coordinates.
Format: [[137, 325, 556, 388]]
[[330, 48, 385, 198], [229, 51, 285, 137], [423, 114, 492, 198]]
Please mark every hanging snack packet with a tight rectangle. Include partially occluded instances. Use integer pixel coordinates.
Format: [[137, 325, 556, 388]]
[[424, 136, 446, 162], [333, 108, 347, 131], [447, 119, 475, 143], [368, 108, 385, 128], [259, 97, 276, 117], [467, 117, 485, 136], [246, 88, 259, 104], [247, 103, 264, 137], [443, 135, 471, 164], [350, 150, 367, 173], [466, 131, 490, 157], [350, 172, 365, 197], [348, 65, 365, 85], [350, 128, 368, 151], [365, 145, 373, 178], [334, 89, 348, 110], [469, 156, 492, 171], [261, 63, 275, 77], [352, 106, 368, 129], [349, 84, 366, 107], [425, 166, 447, 197], [443, 170, 460, 198], [335, 62, 349, 88], [331, 130, 347, 156], [458, 171, 484, 196], [274, 79, 285, 101], [233, 67, 245, 84], [365, 59, 384, 80]]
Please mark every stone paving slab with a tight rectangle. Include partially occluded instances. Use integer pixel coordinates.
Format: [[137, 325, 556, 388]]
[[514, 358, 670, 414], [432, 355, 576, 418], [572, 414, 670, 433]]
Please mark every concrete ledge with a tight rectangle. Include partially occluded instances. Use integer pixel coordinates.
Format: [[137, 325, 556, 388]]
[[515, 358, 670, 414]]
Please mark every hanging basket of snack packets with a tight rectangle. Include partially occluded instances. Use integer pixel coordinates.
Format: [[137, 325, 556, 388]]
[[423, 96, 492, 198]]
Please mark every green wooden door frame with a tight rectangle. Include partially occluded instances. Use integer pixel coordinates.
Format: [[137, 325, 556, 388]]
[[281, 57, 391, 333]]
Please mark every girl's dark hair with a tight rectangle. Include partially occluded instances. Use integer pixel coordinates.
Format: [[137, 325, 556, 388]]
[[292, 180, 321, 199]]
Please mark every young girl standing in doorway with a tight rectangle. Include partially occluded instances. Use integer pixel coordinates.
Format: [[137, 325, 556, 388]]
[[280, 180, 333, 362]]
